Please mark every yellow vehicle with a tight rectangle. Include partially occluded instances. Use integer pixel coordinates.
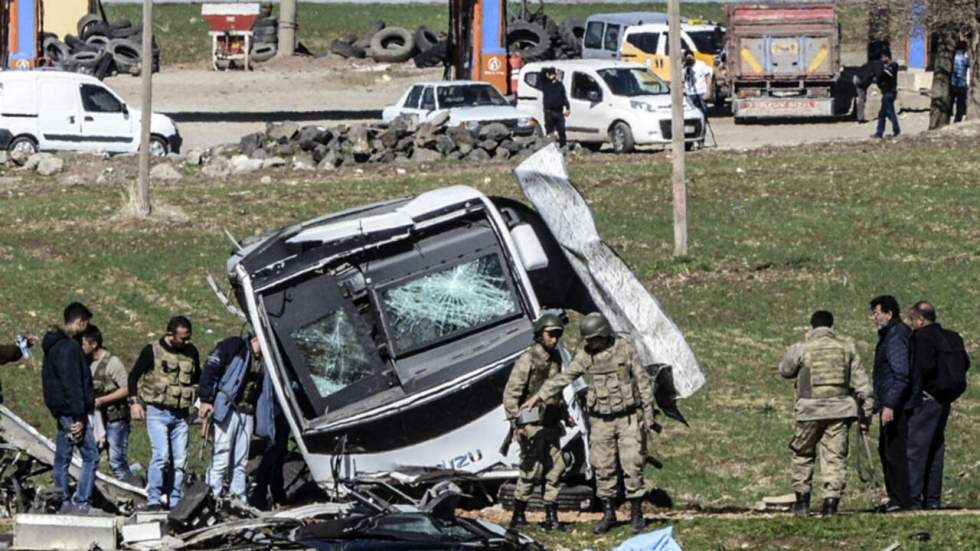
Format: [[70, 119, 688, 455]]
[[619, 21, 725, 81]]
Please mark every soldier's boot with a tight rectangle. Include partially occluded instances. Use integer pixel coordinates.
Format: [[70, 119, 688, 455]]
[[793, 492, 811, 518], [821, 497, 839, 518], [509, 500, 529, 529], [542, 502, 564, 531], [629, 498, 645, 534], [592, 500, 617, 534]]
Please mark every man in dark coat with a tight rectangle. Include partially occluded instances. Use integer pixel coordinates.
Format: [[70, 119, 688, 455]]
[[870, 295, 918, 512], [541, 67, 570, 148], [42, 302, 99, 513]]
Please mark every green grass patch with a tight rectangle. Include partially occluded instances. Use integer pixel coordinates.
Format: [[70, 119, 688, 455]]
[[1, 132, 979, 547]]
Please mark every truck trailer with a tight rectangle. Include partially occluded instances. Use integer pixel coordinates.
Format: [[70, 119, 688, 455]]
[[725, 2, 840, 121]]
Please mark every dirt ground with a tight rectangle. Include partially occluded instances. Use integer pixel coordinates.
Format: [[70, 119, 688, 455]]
[[106, 57, 932, 153]]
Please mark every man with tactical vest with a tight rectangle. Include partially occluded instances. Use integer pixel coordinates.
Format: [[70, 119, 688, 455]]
[[80, 325, 135, 482], [128, 316, 201, 510], [503, 313, 570, 531], [523, 312, 656, 535], [199, 333, 277, 502], [778, 310, 873, 517]]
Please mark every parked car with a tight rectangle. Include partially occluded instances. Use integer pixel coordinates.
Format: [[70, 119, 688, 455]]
[[0, 70, 180, 161], [582, 12, 671, 60], [620, 21, 725, 83], [516, 59, 705, 153], [382, 80, 538, 135]]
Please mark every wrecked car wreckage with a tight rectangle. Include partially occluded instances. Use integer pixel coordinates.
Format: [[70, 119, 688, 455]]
[[1, 146, 703, 549]]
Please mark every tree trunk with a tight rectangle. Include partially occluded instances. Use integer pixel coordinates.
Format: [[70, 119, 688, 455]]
[[867, 0, 892, 61], [969, 6, 980, 120], [928, 27, 957, 130]]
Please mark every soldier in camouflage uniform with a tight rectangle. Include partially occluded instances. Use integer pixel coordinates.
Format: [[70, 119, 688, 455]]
[[503, 313, 569, 531], [128, 316, 201, 510], [80, 325, 134, 481], [523, 312, 656, 535], [779, 310, 874, 517]]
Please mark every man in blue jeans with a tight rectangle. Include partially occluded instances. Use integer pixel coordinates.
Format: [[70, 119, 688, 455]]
[[42, 302, 99, 514], [128, 316, 200, 510], [81, 325, 135, 482], [874, 50, 901, 139], [951, 42, 970, 123]]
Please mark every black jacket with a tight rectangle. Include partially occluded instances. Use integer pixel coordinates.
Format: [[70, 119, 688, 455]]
[[873, 320, 920, 411], [542, 79, 570, 112], [1, 344, 23, 364], [41, 330, 95, 419], [913, 323, 971, 399], [876, 61, 899, 94]]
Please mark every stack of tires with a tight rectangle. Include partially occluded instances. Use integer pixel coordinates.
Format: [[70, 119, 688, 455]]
[[330, 21, 448, 68], [42, 14, 160, 79], [250, 5, 278, 64], [506, 14, 584, 62]]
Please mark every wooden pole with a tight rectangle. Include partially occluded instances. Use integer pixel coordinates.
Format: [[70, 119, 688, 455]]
[[134, 0, 152, 217], [278, 0, 297, 57], [668, 0, 687, 256]]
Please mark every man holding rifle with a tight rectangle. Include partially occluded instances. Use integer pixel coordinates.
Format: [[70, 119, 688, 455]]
[[778, 310, 874, 518]]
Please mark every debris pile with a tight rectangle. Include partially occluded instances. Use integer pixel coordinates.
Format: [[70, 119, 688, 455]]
[[330, 21, 450, 69], [507, 13, 585, 62], [41, 15, 160, 79], [202, 116, 557, 173]]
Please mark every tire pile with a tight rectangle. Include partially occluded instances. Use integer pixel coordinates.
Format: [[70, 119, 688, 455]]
[[330, 21, 449, 69], [226, 116, 556, 171], [507, 14, 585, 62], [249, 5, 278, 64], [41, 14, 160, 79]]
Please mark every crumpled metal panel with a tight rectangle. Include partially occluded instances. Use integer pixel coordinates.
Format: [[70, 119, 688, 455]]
[[513, 145, 705, 399]]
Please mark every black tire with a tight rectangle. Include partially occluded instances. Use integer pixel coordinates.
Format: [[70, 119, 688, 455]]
[[8, 136, 38, 164], [109, 18, 133, 30], [559, 17, 584, 56], [414, 26, 439, 53], [330, 38, 365, 59], [77, 14, 102, 37], [109, 24, 140, 40], [370, 27, 415, 63], [254, 17, 277, 29], [507, 21, 550, 62], [253, 27, 278, 42], [81, 21, 111, 41], [85, 35, 110, 51], [42, 38, 70, 63], [413, 39, 447, 68], [609, 121, 635, 153], [250, 42, 277, 62], [93, 53, 116, 80], [109, 38, 142, 67], [497, 483, 596, 512], [367, 20, 386, 36], [64, 34, 83, 49], [149, 135, 169, 157], [68, 49, 105, 68], [69, 42, 101, 54]]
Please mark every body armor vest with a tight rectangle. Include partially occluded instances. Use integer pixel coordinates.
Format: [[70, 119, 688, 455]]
[[583, 339, 638, 415], [139, 343, 197, 409], [522, 347, 563, 426], [92, 354, 129, 422], [802, 336, 850, 399], [235, 356, 264, 410]]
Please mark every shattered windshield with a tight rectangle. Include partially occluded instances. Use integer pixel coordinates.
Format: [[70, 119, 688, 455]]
[[437, 85, 508, 108], [381, 254, 520, 354], [598, 68, 668, 97], [290, 308, 375, 397]]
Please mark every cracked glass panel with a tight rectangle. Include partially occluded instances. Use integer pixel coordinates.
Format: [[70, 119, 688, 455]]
[[382, 254, 519, 354], [290, 309, 373, 397]]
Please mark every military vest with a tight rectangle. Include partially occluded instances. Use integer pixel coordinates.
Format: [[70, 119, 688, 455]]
[[522, 346, 563, 426], [582, 339, 638, 415], [235, 356, 265, 410], [139, 342, 197, 409], [801, 336, 850, 399], [92, 353, 129, 422]]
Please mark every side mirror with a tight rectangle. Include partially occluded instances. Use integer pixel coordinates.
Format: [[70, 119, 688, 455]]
[[587, 90, 601, 102], [510, 224, 549, 271], [122, 104, 129, 116]]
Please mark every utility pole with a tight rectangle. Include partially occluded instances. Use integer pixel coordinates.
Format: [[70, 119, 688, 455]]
[[278, 0, 297, 57], [134, 0, 152, 217], [668, 0, 687, 256]]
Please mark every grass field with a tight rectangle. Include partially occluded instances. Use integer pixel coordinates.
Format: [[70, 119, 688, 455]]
[[101, 2, 873, 67], [1, 129, 979, 548]]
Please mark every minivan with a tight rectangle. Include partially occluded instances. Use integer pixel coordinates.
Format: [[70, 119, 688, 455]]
[[582, 12, 674, 60], [0, 70, 180, 161], [516, 59, 705, 153], [620, 21, 726, 83]]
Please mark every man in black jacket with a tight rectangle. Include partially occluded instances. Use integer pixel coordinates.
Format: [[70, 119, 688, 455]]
[[873, 50, 900, 139], [541, 67, 570, 148], [907, 302, 969, 509], [870, 295, 918, 512], [42, 302, 99, 513]]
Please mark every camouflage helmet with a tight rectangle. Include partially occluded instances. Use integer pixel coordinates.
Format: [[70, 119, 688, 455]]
[[533, 312, 564, 335], [580, 312, 612, 339]]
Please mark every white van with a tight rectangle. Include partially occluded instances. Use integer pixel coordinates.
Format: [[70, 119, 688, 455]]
[[0, 70, 180, 160], [516, 59, 705, 153]]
